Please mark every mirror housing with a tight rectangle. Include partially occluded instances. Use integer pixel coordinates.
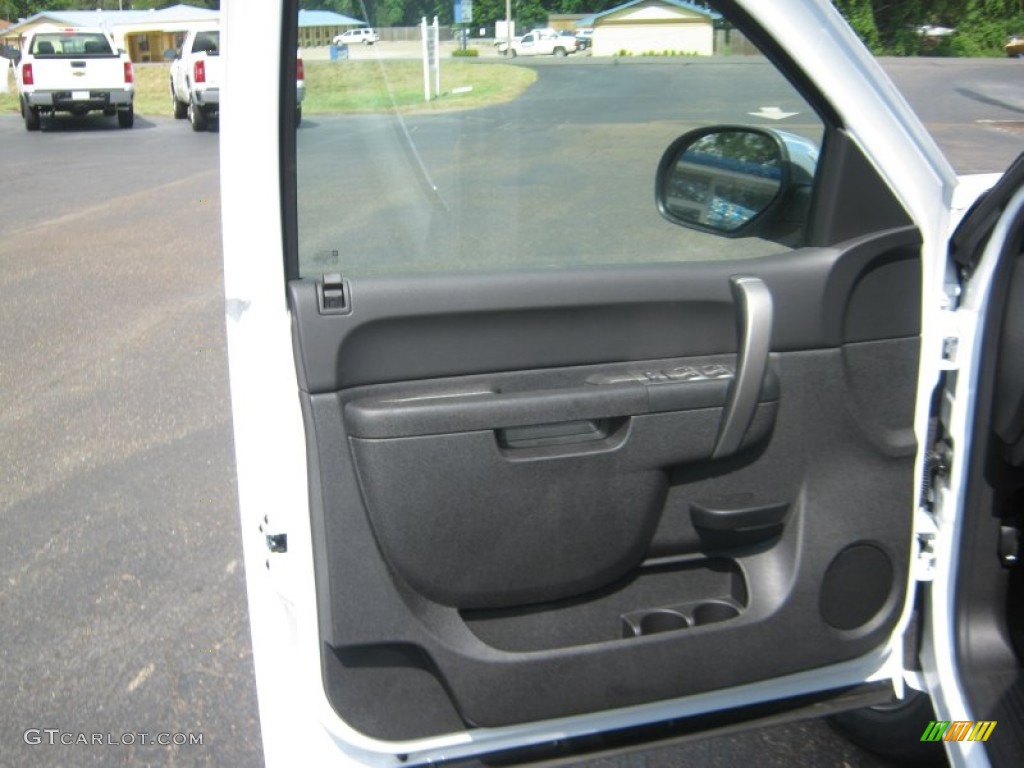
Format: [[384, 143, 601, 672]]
[[656, 126, 818, 240]]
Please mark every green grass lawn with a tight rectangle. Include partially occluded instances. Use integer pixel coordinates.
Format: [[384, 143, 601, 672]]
[[0, 59, 535, 118], [302, 59, 536, 114]]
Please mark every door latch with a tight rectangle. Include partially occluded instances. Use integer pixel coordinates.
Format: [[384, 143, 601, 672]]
[[999, 518, 1022, 568]]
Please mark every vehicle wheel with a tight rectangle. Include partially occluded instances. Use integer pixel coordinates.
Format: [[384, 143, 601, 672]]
[[189, 98, 208, 132], [117, 105, 134, 129], [171, 85, 188, 119], [296, 105, 302, 128], [829, 691, 947, 765], [23, 101, 40, 131], [554, 47, 567, 57], [508, 48, 517, 58]]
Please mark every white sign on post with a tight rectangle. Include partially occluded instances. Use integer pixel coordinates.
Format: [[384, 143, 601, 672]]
[[421, 17, 431, 102], [422, 16, 441, 102], [433, 16, 440, 99]]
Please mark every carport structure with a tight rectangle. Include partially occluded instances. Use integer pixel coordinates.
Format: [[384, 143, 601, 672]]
[[582, 0, 720, 57]]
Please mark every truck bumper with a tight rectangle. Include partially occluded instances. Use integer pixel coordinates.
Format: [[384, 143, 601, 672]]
[[193, 89, 220, 107], [27, 88, 133, 111]]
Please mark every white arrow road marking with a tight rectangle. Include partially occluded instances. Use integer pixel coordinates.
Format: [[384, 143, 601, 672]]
[[748, 106, 799, 120]]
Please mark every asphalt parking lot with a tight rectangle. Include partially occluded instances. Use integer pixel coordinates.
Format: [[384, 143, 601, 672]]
[[2, 55, 1022, 767]]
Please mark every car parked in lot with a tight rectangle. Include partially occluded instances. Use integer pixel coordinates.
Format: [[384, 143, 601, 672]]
[[16, 24, 134, 130], [333, 27, 378, 45], [220, 1, 1024, 767], [498, 29, 578, 57]]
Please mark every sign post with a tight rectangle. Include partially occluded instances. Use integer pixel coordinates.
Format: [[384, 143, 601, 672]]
[[454, 0, 473, 50], [421, 17, 431, 102], [432, 16, 440, 98], [505, 0, 512, 53]]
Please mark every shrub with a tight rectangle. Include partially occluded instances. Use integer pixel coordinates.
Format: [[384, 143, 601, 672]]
[[452, 48, 479, 57]]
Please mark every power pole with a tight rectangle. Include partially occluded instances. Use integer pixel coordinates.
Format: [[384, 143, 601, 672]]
[[505, 0, 511, 51]]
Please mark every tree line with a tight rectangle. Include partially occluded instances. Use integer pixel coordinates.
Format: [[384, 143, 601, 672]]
[[834, 0, 1024, 56]]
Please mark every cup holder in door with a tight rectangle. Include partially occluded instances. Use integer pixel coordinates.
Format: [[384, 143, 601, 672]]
[[622, 609, 692, 638], [692, 601, 741, 626]]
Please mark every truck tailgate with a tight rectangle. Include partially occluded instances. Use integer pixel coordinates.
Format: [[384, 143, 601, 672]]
[[30, 57, 126, 91]]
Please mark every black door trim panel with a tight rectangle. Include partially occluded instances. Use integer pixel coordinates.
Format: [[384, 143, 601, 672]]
[[289, 226, 920, 394]]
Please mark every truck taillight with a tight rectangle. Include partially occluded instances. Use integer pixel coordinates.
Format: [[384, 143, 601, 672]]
[[124, 62, 134, 83], [296, 58, 304, 81], [194, 60, 205, 84], [22, 63, 33, 86]]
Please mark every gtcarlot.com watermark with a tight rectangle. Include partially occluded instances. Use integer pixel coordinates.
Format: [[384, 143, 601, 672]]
[[24, 729, 203, 747]]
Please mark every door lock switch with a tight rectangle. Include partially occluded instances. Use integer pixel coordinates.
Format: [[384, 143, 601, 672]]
[[317, 273, 351, 315]]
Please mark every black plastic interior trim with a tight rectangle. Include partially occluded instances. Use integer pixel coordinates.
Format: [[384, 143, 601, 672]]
[[344, 371, 779, 440], [289, 227, 920, 394], [307, 338, 917, 733], [808, 130, 914, 247], [950, 150, 1024, 274], [280, 2, 299, 283], [447, 683, 892, 767]]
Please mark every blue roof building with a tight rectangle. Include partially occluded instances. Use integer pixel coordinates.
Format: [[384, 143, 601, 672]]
[[298, 9, 366, 48]]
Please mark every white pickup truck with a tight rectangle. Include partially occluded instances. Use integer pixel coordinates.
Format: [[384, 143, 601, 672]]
[[16, 24, 134, 131], [170, 27, 221, 131], [497, 30, 578, 57], [171, 28, 306, 130]]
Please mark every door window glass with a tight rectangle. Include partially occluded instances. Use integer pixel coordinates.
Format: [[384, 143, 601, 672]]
[[294, 1, 823, 278]]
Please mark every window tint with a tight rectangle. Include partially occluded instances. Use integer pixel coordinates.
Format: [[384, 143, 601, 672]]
[[191, 32, 220, 56], [294, 1, 823, 278], [32, 33, 112, 56]]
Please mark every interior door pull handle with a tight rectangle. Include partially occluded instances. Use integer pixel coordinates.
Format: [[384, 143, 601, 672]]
[[713, 276, 773, 459]]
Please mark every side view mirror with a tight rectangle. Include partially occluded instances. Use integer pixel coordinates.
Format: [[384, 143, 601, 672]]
[[655, 126, 818, 239]]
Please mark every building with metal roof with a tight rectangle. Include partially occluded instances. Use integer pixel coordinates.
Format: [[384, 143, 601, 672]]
[[579, 0, 720, 57], [1, 4, 219, 62], [297, 9, 366, 48]]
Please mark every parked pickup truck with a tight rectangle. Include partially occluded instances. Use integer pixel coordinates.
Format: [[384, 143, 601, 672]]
[[171, 28, 306, 129], [497, 30, 578, 57], [170, 27, 221, 131], [16, 24, 134, 131]]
